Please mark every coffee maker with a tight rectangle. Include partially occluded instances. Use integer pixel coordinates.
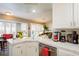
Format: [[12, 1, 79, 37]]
[[72, 31, 78, 44]]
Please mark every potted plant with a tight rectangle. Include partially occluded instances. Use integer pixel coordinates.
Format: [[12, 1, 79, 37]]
[[43, 24, 49, 33], [39, 24, 52, 39]]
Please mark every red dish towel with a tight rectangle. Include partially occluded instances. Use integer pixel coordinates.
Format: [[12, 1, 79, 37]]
[[41, 47, 49, 56]]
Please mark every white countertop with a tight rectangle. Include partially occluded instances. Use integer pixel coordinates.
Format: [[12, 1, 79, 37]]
[[7, 37, 38, 45], [7, 36, 79, 55], [37, 37, 79, 55]]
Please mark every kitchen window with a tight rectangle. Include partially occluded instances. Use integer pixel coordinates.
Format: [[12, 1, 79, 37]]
[[30, 23, 44, 39], [21, 23, 28, 37], [21, 23, 28, 31], [12, 23, 16, 34], [5, 23, 12, 34], [0, 22, 5, 35], [0, 21, 16, 36]]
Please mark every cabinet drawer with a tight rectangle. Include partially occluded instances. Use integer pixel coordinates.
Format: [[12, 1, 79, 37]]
[[25, 42, 39, 46]]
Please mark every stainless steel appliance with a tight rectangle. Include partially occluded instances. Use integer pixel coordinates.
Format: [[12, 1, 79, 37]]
[[72, 31, 78, 44], [67, 31, 78, 44], [67, 34, 73, 43]]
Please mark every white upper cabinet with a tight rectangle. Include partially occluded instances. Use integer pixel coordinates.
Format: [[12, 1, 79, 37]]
[[77, 4, 79, 27], [53, 3, 73, 29], [53, 3, 79, 29], [74, 3, 79, 27]]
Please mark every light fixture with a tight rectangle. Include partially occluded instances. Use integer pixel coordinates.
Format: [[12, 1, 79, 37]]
[[5, 12, 13, 15], [32, 9, 36, 13]]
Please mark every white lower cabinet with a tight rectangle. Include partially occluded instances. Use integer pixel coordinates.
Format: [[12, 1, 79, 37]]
[[12, 44, 24, 56], [8, 42, 39, 56], [24, 42, 39, 56], [57, 48, 78, 56]]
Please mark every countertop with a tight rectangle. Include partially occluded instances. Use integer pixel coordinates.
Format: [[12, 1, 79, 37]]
[[37, 37, 79, 55], [7, 37, 38, 45], [7, 36, 79, 55]]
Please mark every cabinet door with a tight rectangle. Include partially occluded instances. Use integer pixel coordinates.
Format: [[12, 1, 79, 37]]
[[26, 46, 38, 56], [24, 42, 39, 56], [12, 44, 23, 56], [53, 3, 73, 28], [77, 3, 79, 27], [74, 3, 79, 27], [57, 48, 78, 56]]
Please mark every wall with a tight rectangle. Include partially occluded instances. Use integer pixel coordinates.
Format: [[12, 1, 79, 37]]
[[0, 14, 45, 24]]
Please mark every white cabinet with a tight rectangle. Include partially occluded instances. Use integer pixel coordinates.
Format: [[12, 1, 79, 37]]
[[74, 3, 79, 27], [57, 48, 78, 56], [53, 3, 73, 28], [24, 42, 39, 56], [12, 44, 24, 56], [53, 3, 79, 29], [8, 41, 39, 56], [77, 4, 79, 27]]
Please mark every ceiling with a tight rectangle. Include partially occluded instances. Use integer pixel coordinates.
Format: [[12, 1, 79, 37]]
[[0, 3, 52, 23]]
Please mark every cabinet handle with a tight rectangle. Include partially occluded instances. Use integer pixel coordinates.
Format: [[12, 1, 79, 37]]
[[73, 22, 74, 26], [35, 48, 37, 52], [21, 50, 22, 54], [70, 22, 72, 26], [74, 22, 75, 26]]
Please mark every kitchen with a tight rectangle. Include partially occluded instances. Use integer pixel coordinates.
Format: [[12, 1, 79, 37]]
[[0, 3, 79, 56]]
